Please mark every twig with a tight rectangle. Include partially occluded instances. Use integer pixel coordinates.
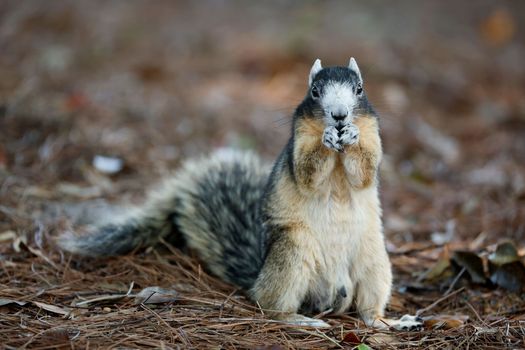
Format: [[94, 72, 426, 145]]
[[444, 266, 466, 295], [416, 287, 465, 316]]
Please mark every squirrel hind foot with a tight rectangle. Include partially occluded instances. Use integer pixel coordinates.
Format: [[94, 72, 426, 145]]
[[366, 315, 424, 331]]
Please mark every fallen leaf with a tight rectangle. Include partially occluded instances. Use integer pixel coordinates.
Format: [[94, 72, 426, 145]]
[[489, 241, 520, 266], [423, 314, 468, 329], [356, 344, 372, 350], [489, 261, 525, 293], [473, 326, 499, 336], [366, 333, 398, 347], [419, 248, 453, 283], [0, 230, 17, 243], [33, 301, 71, 316], [134, 286, 178, 305], [452, 251, 487, 284], [0, 298, 27, 307], [341, 331, 360, 345]]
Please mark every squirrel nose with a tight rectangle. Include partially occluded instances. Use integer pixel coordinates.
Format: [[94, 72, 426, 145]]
[[331, 112, 347, 121]]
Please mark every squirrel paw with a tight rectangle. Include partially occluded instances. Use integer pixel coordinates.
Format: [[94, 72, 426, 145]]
[[338, 123, 360, 147], [394, 314, 424, 331], [367, 314, 424, 331], [322, 126, 343, 152]]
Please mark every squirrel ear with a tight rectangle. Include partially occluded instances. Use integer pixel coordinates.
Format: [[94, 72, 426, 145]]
[[348, 57, 363, 84], [309, 59, 322, 87]]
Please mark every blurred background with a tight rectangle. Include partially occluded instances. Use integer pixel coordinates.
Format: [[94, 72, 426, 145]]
[[1, 0, 524, 247]]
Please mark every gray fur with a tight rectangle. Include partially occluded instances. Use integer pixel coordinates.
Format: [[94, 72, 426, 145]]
[[59, 149, 271, 289]]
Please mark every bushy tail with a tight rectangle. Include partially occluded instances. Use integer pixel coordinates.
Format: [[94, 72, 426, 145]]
[[58, 188, 177, 257], [58, 149, 271, 290]]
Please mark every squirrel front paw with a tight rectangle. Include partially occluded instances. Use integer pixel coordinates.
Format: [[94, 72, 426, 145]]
[[338, 123, 360, 147], [322, 126, 343, 152], [322, 124, 359, 152]]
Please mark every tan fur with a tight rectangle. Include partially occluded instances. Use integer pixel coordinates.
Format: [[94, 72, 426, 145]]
[[343, 115, 382, 188], [251, 114, 391, 326]]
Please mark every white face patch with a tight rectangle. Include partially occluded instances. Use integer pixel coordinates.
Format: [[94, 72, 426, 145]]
[[320, 82, 357, 125]]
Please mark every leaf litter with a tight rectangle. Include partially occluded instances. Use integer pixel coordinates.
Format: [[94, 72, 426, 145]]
[[1, 1, 525, 349]]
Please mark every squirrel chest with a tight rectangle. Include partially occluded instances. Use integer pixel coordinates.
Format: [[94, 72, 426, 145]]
[[272, 166, 380, 313]]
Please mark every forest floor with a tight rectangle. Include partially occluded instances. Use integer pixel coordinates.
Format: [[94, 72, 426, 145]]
[[1, 1, 525, 349]]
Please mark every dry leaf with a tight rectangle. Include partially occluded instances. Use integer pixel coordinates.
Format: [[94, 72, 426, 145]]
[[452, 251, 487, 284], [134, 286, 178, 305], [0, 298, 27, 307], [33, 301, 71, 316], [487, 241, 525, 292], [367, 333, 398, 346], [489, 241, 520, 266], [0, 230, 17, 242], [423, 314, 468, 329], [489, 261, 525, 293], [341, 331, 360, 345], [419, 247, 453, 283]]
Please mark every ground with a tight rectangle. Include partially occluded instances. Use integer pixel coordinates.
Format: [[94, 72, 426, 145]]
[[1, 1, 525, 349]]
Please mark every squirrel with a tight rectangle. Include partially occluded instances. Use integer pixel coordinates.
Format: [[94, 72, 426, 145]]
[[58, 58, 422, 330]]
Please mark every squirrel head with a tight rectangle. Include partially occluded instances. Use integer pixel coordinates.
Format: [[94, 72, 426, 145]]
[[306, 58, 368, 127]]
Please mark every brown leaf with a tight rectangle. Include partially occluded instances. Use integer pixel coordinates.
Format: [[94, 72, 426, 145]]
[[423, 314, 468, 329], [419, 247, 453, 283], [341, 331, 360, 345]]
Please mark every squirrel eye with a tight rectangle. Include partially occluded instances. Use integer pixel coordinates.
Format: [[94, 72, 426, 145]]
[[356, 84, 363, 95], [311, 86, 320, 99]]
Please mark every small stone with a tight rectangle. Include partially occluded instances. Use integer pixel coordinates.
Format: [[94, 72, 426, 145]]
[[93, 155, 124, 174]]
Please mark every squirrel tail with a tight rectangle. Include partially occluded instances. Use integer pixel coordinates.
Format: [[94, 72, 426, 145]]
[[58, 149, 270, 289], [57, 188, 178, 257]]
